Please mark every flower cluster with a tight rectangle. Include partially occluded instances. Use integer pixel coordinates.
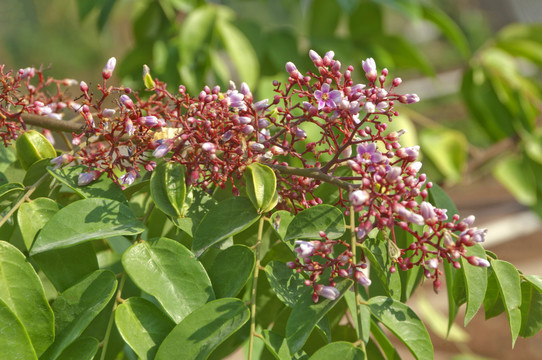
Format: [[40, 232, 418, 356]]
[[0, 51, 489, 301]]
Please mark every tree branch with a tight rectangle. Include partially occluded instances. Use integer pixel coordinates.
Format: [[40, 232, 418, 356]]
[[266, 163, 356, 192], [20, 113, 84, 133]]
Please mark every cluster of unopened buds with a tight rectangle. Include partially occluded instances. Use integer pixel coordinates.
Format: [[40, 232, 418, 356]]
[[0, 50, 489, 302]]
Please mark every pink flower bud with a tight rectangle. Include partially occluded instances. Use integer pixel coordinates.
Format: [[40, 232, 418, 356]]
[[78, 171, 99, 186], [249, 142, 265, 152], [294, 240, 316, 258], [349, 190, 369, 206], [102, 108, 116, 118], [80, 81, 89, 92], [354, 271, 371, 286], [425, 258, 439, 270], [120, 172, 136, 186], [201, 142, 216, 153], [309, 49, 323, 66], [362, 58, 377, 83], [120, 94, 134, 109], [317, 285, 340, 301], [153, 143, 170, 158], [102, 57, 116, 79]]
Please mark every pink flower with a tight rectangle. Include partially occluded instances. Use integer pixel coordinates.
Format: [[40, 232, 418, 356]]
[[362, 58, 377, 82], [314, 83, 342, 110], [317, 285, 340, 301], [356, 142, 382, 164], [102, 57, 116, 80]]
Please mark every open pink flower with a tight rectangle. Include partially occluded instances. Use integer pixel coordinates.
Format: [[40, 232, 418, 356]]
[[314, 83, 342, 110]]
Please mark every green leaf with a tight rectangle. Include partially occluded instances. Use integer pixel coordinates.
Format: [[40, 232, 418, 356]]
[[115, 297, 175, 360], [525, 274, 542, 292], [0, 182, 24, 212], [0, 144, 17, 172], [217, 19, 259, 87], [192, 196, 260, 255], [349, 1, 382, 40], [0, 241, 54, 356], [48, 165, 126, 203], [208, 245, 255, 298], [368, 296, 433, 360], [285, 205, 345, 242], [519, 279, 542, 338], [461, 66, 515, 142], [33, 243, 99, 293], [427, 182, 458, 216], [493, 155, 537, 206], [244, 163, 277, 213], [17, 197, 59, 250], [309, 341, 366, 359], [371, 0, 422, 18], [286, 278, 353, 354], [172, 187, 217, 237], [491, 260, 522, 346], [265, 261, 306, 308], [0, 297, 37, 360], [484, 269, 505, 320], [461, 244, 488, 326], [23, 158, 55, 198], [155, 298, 250, 360], [57, 337, 99, 360], [178, 5, 217, 66], [421, 5, 470, 58], [16, 130, 56, 170], [31, 198, 144, 255], [419, 128, 467, 183], [362, 236, 401, 300], [261, 330, 291, 360], [150, 161, 186, 217], [41, 270, 117, 360], [122, 237, 215, 323]]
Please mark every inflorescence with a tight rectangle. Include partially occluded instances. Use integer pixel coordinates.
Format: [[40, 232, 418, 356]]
[[0, 50, 489, 301]]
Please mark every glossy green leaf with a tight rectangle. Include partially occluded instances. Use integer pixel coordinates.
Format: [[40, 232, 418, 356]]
[[17, 197, 59, 250], [48, 165, 126, 203], [208, 245, 255, 298], [265, 261, 306, 308], [461, 244, 488, 326], [525, 274, 542, 292], [41, 270, 117, 360], [370, 319, 401, 360], [57, 337, 99, 360], [492, 260, 522, 346], [0, 182, 24, 212], [309, 341, 365, 359], [494, 155, 537, 206], [155, 298, 250, 360], [172, 187, 217, 237], [150, 161, 186, 217], [33, 242, 99, 293], [244, 163, 277, 213], [31, 198, 144, 255], [368, 296, 433, 360], [23, 158, 55, 198], [286, 278, 353, 354], [0, 241, 54, 356], [519, 279, 542, 338], [115, 297, 175, 360], [0, 144, 17, 172], [261, 330, 291, 360], [192, 196, 260, 255], [0, 297, 37, 360], [217, 19, 259, 88], [285, 205, 345, 242], [122, 237, 215, 323], [483, 270, 505, 320], [419, 128, 467, 183]]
